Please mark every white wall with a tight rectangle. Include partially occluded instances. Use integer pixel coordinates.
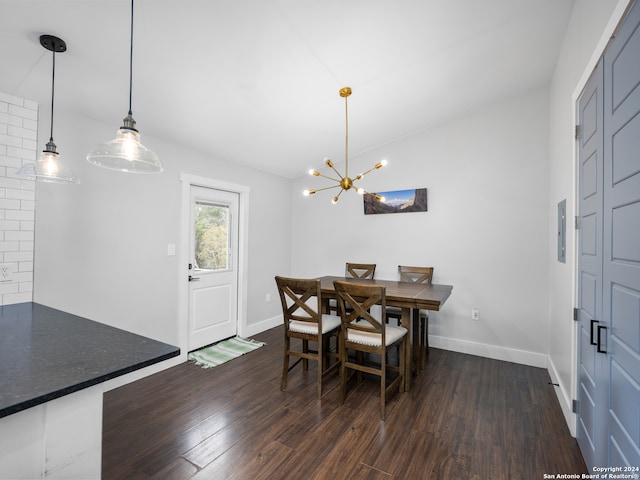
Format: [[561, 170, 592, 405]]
[[291, 86, 551, 367], [547, 0, 631, 433], [32, 108, 291, 354]]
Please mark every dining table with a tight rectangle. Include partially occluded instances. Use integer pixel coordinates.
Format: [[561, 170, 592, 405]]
[[318, 275, 453, 392]]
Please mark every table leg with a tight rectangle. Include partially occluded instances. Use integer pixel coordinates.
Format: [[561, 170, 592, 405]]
[[402, 307, 411, 392]]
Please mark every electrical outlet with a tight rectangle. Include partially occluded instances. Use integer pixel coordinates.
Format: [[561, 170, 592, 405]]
[[471, 308, 479, 321], [266, 294, 271, 303], [0, 264, 15, 283]]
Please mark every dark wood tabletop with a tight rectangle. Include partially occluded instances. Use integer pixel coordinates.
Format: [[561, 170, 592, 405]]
[[318, 275, 453, 311]]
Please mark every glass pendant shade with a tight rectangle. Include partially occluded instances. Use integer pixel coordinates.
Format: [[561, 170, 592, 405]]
[[16, 140, 79, 184], [86, 114, 162, 173]]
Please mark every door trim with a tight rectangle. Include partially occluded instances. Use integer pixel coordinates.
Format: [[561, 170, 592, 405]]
[[179, 173, 250, 354]]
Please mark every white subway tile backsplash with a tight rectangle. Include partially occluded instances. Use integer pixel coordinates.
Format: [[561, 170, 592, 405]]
[[19, 241, 34, 252], [20, 200, 35, 211], [0, 156, 23, 169], [0, 220, 21, 231], [0, 91, 36, 305], [23, 119, 37, 131], [0, 283, 19, 295], [0, 198, 21, 210], [22, 140, 37, 151], [5, 292, 33, 304], [0, 241, 19, 252], [0, 177, 24, 189], [20, 221, 34, 232], [8, 104, 37, 121], [6, 188, 35, 201], [6, 146, 36, 161], [5, 209, 34, 221], [8, 125, 38, 141], [5, 251, 34, 262], [19, 262, 33, 272], [0, 134, 22, 148], [6, 231, 33, 241]]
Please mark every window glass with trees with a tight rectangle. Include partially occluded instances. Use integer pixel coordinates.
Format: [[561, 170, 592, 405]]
[[194, 201, 229, 271]]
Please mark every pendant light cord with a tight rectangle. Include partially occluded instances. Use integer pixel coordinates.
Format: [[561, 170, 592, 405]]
[[49, 50, 55, 142], [128, 0, 134, 116]]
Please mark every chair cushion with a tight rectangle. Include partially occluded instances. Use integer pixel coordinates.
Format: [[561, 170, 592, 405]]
[[347, 322, 407, 346], [289, 314, 341, 334]]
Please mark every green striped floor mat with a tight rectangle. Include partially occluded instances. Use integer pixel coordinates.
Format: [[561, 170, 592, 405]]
[[188, 336, 266, 368]]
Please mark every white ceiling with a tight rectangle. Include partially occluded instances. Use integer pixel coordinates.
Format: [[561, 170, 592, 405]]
[[0, 0, 575, 179]]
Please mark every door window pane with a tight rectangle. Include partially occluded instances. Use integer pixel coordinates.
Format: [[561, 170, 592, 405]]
[[194, 201, 229, 271]]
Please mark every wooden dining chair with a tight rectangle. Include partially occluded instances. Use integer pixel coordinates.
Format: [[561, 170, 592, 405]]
[[386, 266, 434, 370], [334, 280, 407, 420], [275, 276, 341, 399], [326, 262, 377, 315]]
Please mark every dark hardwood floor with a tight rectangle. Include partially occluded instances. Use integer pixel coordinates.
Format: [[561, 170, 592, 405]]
[[103, 327, 587, 479]]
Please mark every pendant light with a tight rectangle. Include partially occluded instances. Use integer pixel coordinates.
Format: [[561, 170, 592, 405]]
[[86, 0, 162, 173], [303, 87, 386, 204], [15, 35, 80, 184]]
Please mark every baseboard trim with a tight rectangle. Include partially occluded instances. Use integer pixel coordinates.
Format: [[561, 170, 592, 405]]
[[429, 335, 548, 368], [241, 314, 281, 338], [547, 356, 577, 436]]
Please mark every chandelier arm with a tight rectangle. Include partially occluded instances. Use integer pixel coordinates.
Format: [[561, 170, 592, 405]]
[[357, 161, 386, 178], [310, 184, 342, 193], [356, 165, 378, 178], [315, 171, 342, 182], [358, 189, 384, 201], [332, 188, 346, 204], [326, 163, 344, 179]]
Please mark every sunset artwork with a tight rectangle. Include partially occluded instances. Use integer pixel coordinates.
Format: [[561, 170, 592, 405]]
[[363, 188, 428, 215]]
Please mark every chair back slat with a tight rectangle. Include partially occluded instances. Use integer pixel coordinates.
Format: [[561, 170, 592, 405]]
[[398, 265, 433, 285], [334, 280, 386, 341], [345, 262, 376, 279], [276, 277, 322, 331]]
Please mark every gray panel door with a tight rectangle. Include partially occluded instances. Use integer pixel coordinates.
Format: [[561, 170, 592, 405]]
[[603, 0, 640, 468], [577, 58, 607, 470]]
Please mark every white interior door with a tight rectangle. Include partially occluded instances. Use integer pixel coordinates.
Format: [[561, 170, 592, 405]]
[[188, 186, 239, 351]]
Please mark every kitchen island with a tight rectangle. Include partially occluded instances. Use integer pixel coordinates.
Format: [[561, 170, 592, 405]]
[[0, 302, 180, 479]]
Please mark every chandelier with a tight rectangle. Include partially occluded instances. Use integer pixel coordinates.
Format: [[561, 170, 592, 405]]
[[303, 87, 386, 204]]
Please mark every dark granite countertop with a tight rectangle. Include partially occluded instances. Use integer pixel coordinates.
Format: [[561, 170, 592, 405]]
[[0, 302, 180, 418]]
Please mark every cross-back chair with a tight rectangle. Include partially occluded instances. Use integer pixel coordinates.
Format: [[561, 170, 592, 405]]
[[334, 280, 407, 420], [275, 276, 341, 399], [386, 265, 434, 370], [327, 263, 377, 315]]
